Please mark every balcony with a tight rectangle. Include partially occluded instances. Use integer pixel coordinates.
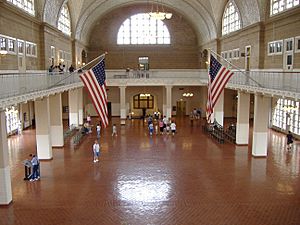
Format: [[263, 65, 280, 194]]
[[0, 70, 299, 109]]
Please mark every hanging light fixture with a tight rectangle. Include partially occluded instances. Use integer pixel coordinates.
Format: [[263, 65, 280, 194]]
[[182, 92, 194, 97], [148, 0, 172, 21]]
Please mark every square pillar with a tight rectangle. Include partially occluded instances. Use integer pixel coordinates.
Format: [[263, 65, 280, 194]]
[[120, 86, 127, 121], [236, 92, 250, 145], [78, 88, 84, 125], [35, 97, 52, 159], [214, 90, 224, 126], [50, 94, 64, 147], [252, 94, 270, 157], [164, 85, 172, 119], [69, 89, 79, 127], [0, 111, 12, 205]]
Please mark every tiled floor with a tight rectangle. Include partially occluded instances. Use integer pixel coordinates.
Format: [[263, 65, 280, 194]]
[[1, 117, 300, 225]]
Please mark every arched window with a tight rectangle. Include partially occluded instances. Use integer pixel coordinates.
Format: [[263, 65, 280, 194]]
[[58, 4, 71, 36], [270, 0, 300, 15], [7, 0, 35, 15], [222, 1, 241, 36], [117, 13, 170, 45]]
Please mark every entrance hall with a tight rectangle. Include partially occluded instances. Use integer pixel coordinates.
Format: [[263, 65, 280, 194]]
[[1, 118, 299, 225]]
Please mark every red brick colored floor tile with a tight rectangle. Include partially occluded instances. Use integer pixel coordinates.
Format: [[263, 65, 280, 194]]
[[0, 117, 300, 225]]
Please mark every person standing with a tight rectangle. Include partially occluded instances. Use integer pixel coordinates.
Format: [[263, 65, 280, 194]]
[[87, 114, 91, 124], [287, 131, 294, 151], [96, 124, 101, 137], [93, 140, 100, 163], [69, 64, 75, 73], [149, 122, 154, 136], [29, 154, 39, 181], [159, 119, 164, 135]]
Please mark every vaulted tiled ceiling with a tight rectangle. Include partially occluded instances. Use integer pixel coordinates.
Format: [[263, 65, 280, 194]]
[[42, 0, 263, 45]]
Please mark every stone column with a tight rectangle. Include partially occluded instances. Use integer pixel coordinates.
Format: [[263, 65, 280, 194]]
[[120, 86, 127, 123], [236, 92, 250, 145], [78, 88, 84, 125], [0, 111, 12, 205], [252, 94, 270, 157], [35, 97, 52, 159], [165, 85, 172, 119], [68, 89, 79, 127], [49, 94, 64, 147], [214, 90, 224, 126]]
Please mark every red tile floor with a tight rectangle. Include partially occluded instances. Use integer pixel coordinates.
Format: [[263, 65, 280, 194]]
[[0, 117, 300, 225]]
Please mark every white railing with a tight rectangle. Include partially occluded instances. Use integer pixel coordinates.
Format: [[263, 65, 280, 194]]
[[0, 70, 299, 101], [0, 72, 81, 99], [229, 71, 300, 93]]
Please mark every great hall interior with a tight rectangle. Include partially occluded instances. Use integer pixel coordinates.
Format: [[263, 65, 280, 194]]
[[0, 0, 299, 224]]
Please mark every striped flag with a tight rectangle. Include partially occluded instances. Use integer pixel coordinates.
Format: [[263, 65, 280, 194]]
[[80, 58, 109, 128], [206, 55, 234, 122]]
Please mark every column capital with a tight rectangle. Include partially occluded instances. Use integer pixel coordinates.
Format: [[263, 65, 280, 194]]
[[165, 85, 173, 89]]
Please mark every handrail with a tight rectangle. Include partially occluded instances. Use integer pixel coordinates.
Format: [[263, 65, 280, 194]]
[[0, 70, 299, 104]]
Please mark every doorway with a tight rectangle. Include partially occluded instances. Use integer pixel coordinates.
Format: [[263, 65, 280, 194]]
[[176, 100, 186, 117]]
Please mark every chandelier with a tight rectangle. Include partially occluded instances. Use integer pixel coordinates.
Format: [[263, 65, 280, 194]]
[[182, 92, 194, 97], [148, 0, 172, 21]]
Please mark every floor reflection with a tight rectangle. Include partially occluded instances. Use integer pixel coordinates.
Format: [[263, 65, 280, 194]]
[[117, 179, 170, 202]]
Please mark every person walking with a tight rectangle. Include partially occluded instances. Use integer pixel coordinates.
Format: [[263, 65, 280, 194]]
[[112, 124, 117, 136], [170, 121, 176, 136], [287, 131, 294, 151], [93, 140, 100, 163]]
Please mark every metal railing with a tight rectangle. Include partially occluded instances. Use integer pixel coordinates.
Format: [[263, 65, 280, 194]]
[[229, 71, 300, 93], [0, 72, 81, 99], [0, 70, 299, 101]]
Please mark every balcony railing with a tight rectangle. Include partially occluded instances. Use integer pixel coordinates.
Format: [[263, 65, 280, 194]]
[[0, 70, 299, 101]]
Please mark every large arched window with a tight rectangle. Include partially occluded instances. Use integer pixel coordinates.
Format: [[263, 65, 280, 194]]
[[117, 13, 170, 45], [58, 4, 71, 36], [222, 1, 241, 36], [7, 0, 35, 15], [270, 0, 300, 15]]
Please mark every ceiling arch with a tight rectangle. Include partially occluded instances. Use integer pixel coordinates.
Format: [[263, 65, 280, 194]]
[[75, 0, 217, 45], [42, 0, 262, 45]]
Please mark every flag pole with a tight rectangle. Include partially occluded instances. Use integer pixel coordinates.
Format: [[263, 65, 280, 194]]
[[75, 51, 108, 72], [209, 49, 263, 88], [49, 52, 108, 88]]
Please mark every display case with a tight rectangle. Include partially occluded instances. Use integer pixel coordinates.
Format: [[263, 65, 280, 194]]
[[5, 107, 19, 135]]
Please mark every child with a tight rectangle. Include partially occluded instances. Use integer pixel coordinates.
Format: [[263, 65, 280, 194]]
[[170, 121, 176, 136], [149, 122, 154, 136], [166, 122, 170, 134], [93, 140, 100, 163], [112, 124, 117, 136]]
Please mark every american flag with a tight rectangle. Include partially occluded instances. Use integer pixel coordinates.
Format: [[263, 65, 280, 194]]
[[206, 55, 234, 122], [79, 58, 108, 128]]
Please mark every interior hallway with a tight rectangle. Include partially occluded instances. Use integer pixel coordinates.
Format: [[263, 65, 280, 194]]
[[0, 117, 300, 225]]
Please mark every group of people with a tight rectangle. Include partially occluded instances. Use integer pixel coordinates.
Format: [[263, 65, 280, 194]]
[[48, 63, 75, 74], [147, 115, 176, 136]]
